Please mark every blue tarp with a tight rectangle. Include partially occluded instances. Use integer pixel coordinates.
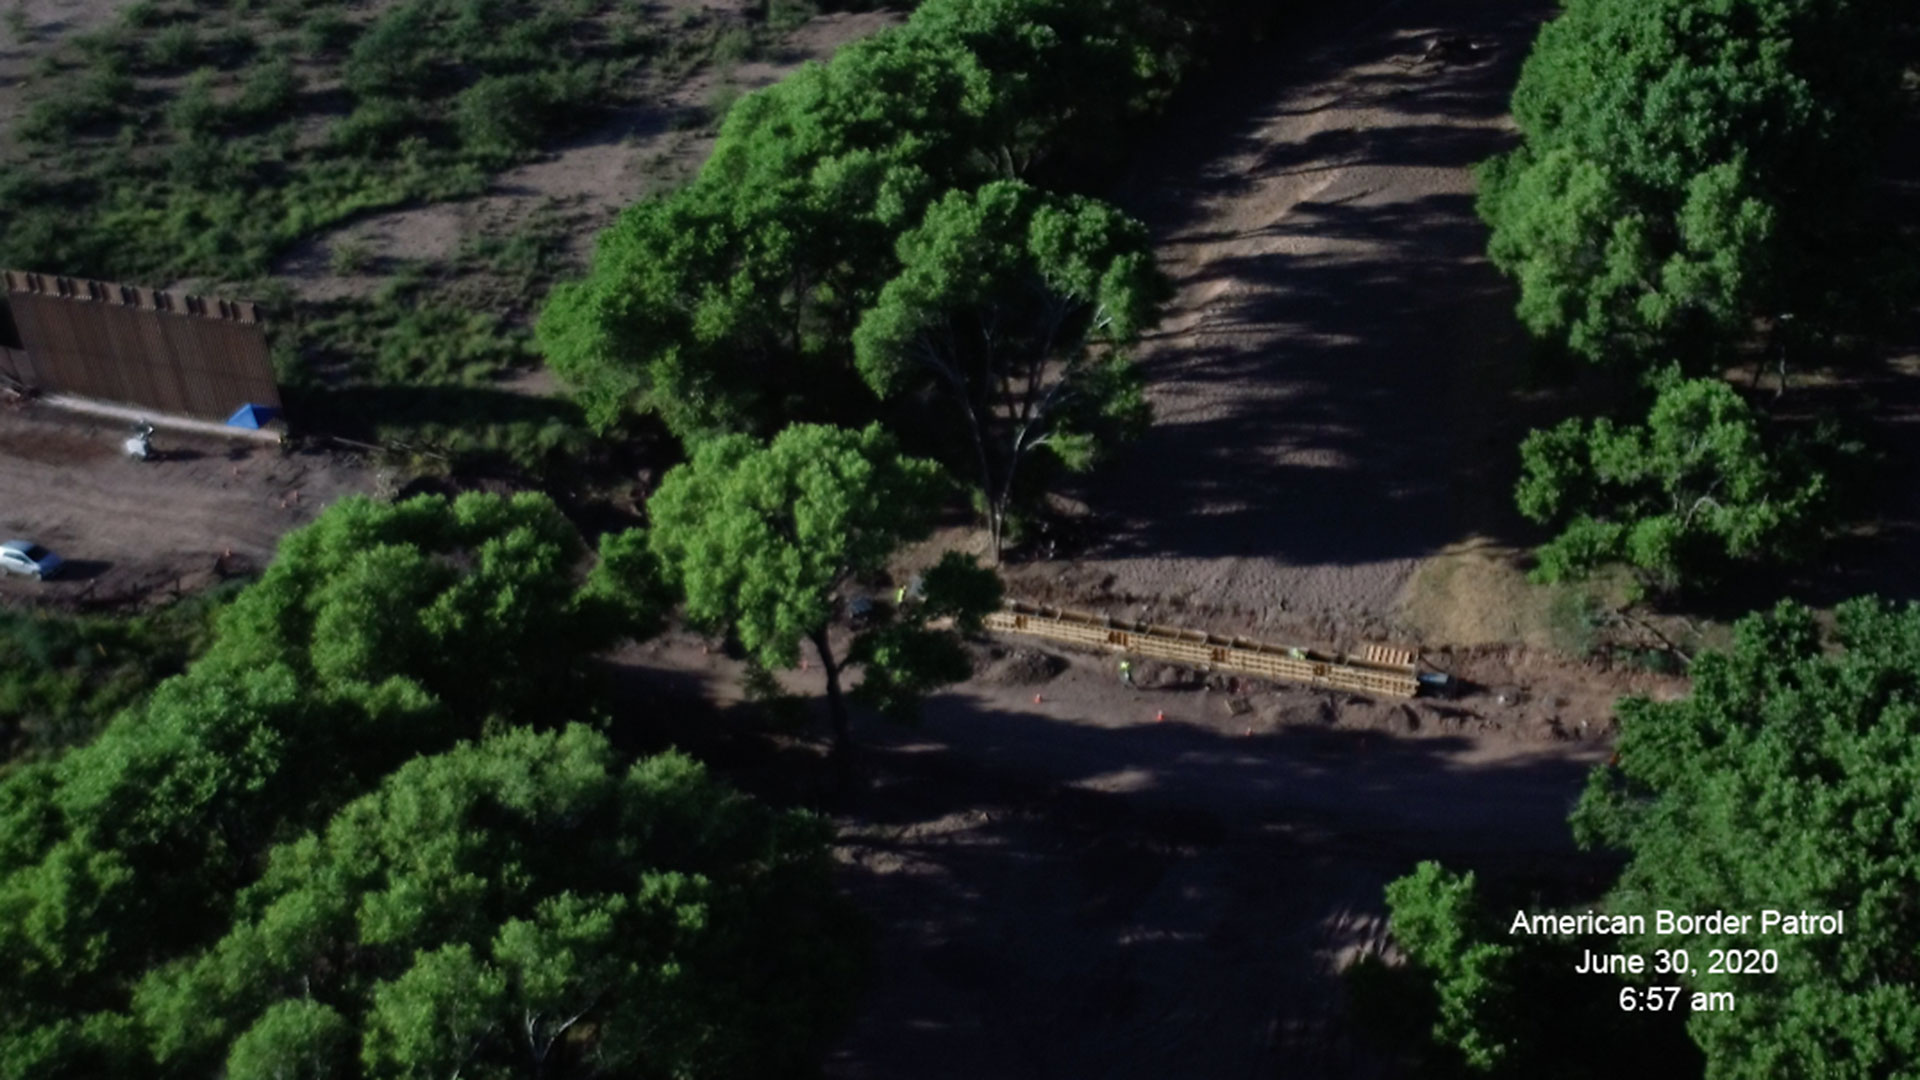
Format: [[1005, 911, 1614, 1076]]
[[226, 403, 278, 429]]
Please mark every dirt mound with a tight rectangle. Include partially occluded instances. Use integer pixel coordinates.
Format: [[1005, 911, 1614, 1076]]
[[976, 646, 1068, 686]]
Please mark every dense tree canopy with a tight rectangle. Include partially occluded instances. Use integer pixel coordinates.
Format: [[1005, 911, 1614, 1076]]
[[1365, 861, 1698, 1079], [132, 725, 860, 1080], [539, 29, 1004, 440], [1479, 0, 1905, 369], [0, 493, 669, 1076], [1572, 598, 1920, 1079], [853, 180, 1166, 556], [646, 423, 1000, 746], [1369, 598, 1920, 1077], [536, 0, 1183, 512], [1514, 375, 1839, 593]]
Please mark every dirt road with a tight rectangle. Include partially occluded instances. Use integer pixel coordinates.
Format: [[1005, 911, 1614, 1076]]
[[1067, 0, 1553, 627], [813, 2, 1584, 1075], [0, 404, 374, 605], [630, 613, 1615, 1080]]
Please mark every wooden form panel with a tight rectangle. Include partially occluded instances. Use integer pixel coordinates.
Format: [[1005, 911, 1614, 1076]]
[[982, 601, 1421, 697], [2, 271, 278, 421]]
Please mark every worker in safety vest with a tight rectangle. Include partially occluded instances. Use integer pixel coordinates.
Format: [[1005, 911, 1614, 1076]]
[[1119, 659, 1134, 687]]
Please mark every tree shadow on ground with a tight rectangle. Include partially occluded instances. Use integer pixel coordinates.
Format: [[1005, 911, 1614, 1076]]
[[1074, 0, 1563, 585], [1084, 192, 1541, 569], [602, 642, 1608, 1080]]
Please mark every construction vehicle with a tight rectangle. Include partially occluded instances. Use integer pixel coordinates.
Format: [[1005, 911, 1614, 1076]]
[[123, 422, 154, 461]]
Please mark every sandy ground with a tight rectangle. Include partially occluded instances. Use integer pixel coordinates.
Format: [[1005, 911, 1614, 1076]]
[[0, 0, 131, 145], [622, 601, 1667, 1078], [0, 401, 376, 606], [274, 8, 901, 301], [1054, 0, 1555, 631]]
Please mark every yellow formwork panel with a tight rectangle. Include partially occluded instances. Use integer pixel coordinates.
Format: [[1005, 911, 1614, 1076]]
[[982, 602, 1420, 698]]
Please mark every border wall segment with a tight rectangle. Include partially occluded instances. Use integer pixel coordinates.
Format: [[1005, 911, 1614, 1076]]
[[1, 270, 279, 423]]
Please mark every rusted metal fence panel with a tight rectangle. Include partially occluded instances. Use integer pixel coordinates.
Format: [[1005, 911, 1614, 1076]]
[[0, 345, 34, 386], [1, 270, 279, 422], [982, 600, 1421, 697]]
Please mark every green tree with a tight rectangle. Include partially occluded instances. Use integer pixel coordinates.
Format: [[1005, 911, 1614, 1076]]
[[902, 0, 1192, 182], [1479, 0, 1906, 370], [223, 1000, 354, 1080], [539, 30, 1003, 442], [1574, 598, 1920, 1078], [1367, 861, 1699, 1078], [1515, 375, 1836, 594], [0, 493, 662, 1074], [1383, 863, 1524, 1073], [537, 0, 1204, 448], [211, 491, 657, 728], [852, 180, 1165, 558], [646, 423, 999, 748], [133, 725, 864, 1080]]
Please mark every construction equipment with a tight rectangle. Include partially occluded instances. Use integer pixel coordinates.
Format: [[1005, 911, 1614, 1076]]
[[982, 600, 1421, 697], [123, 421, 154, 461]]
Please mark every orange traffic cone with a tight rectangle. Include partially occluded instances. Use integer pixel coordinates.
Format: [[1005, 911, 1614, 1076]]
[[1155, 710, 1165, 723], [1033, 693, 1043, 704]]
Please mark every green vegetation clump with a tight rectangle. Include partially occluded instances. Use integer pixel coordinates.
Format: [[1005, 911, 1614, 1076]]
[[646, 422, 1002, 746], [0, 0, 648, 284], [133, 726, 861, 1080], [0, 493, 862, 1077], [1515, 374, 1845, 595], [1364, 598, 1920, 1078], [0, 591, 232, 767], [1478, 0, 1907, 371], [0, 0, 811, 475], [1482, 0, 1908, 595], [540, 0, 1225, 550]]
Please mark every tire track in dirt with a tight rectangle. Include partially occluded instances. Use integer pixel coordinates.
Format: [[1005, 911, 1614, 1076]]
[[1074, 0, 1553, 630], [0, 406, 373, 603]]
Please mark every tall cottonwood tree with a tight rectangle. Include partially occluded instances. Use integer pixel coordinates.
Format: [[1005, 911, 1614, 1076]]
[[1514, 374, 1840, 594], [536, 0, 1197, 449], [0, 493, 668, 1076], [1367, 598, 1920, 1078], [133, 726, 860, 1080], [1479, 0, 1906, 372], [1575, 598, 1920, 1077], [645, 423, 999, 748], [852, 180, 1166, 558]]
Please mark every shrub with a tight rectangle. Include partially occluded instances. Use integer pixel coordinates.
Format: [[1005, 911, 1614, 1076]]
[[265, 0, 307, 29], [232, 56, 303, 122], [16, 64, 133, 142], [343, 1, 436, 98], [454, 73, 552, 158], [768, 0, 818, 31], [329, 238, 375, 275], [299, 8, 355, 55], [144, 22, 199, 68], [166, 68, 222, 137], [710, 24, 757, 64], [166, 134, 248, 188], [201, 23, 258, 67], [118, 0, 162, 28], [3, 4, 33, 45], [326, 96, 422, 154]]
